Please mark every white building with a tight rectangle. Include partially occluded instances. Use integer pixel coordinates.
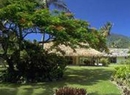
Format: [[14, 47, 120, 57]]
[[104, 48, 130, 63]]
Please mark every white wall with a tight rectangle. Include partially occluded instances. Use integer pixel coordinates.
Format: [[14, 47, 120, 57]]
[[117, 57, 127, 63]]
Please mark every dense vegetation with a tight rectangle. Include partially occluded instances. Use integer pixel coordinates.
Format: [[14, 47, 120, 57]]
[[112, 65, 130, 95], [107, 33, 130, 48]]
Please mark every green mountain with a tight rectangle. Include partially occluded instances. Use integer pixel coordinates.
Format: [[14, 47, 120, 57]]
[[107, 33, 130, 48]]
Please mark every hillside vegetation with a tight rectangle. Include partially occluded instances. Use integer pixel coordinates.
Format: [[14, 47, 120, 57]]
[[107, 33, 130, 48]]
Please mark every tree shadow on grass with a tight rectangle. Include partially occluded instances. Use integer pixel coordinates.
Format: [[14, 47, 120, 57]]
[[0, 88, 18, 95], [105, 93, 120, 95], [88, 92, 121, 95], [64, 66, 113, 86], [88, 91, 99, 95], [0, 66, 117, 95], [40, 66, 115, 95], [0, 83, 36, 95]]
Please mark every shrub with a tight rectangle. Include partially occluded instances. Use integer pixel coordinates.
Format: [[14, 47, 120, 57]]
[[100, 58, 110, 66], [55, 87, 87, 95], [1, 41, 67, 83], [113, 66, 130, 85], [112, 65, 130, 95], [113, 66, 130, 80], [114, 66, 126, 79]]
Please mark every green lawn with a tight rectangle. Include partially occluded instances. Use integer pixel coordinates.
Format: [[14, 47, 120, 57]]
[[0, 65, 121, 95]]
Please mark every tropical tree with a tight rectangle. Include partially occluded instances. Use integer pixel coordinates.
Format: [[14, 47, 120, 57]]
[[87, 28, 109, 52], [0, 0, 110, 83], [100, 22, 113, 37], [0, 0, 90, 82], [35, 0, 70, 12]]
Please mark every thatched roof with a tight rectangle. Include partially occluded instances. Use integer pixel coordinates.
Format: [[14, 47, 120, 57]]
[[44, 42, 103, 57]]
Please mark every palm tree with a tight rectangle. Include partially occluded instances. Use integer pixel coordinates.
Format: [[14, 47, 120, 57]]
[[35, 0, 71, 46], [35, 0, 70, 12], [100, 22, 113, 37]]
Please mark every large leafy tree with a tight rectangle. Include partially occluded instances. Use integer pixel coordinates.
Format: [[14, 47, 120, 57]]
[[0, 0, 91, 82], [0, 0, 110, 82]]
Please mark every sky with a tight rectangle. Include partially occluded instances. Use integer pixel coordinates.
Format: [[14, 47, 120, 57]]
[[65, 0, 130, 36], [26, 0, 130, 41]]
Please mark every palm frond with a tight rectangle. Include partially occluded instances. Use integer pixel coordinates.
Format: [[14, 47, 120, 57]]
[[52, 1, 70, 12], [100, 22, 113, 36]]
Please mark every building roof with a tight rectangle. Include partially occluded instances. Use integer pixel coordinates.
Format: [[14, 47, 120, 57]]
[[104, 48, 130, 57], [44, 42, 103, 57]]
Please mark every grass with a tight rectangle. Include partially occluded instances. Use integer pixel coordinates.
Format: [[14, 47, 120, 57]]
[[0, 65, 121, 95]]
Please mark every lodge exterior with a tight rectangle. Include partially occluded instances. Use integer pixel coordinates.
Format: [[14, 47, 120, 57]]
[[44, 42, 130, 64]]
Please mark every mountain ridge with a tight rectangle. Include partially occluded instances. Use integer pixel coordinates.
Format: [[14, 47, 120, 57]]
[[107, 33, 130, 48]]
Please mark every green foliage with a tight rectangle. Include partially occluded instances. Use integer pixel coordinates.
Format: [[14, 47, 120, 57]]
[[112, 65, 130, 95], [55, 87, 87, 95], [1, 41, 67, 83], [113, 66, 130, 79], [87, 28, 108, 52], [0, 0, 36, 22], [100, 58, 110, 66], [0, 0, 108, 49], [100, 22, 112, 37]]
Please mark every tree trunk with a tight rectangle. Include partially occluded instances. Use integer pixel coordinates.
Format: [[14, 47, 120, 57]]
[[6, 56, 14, 72]]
